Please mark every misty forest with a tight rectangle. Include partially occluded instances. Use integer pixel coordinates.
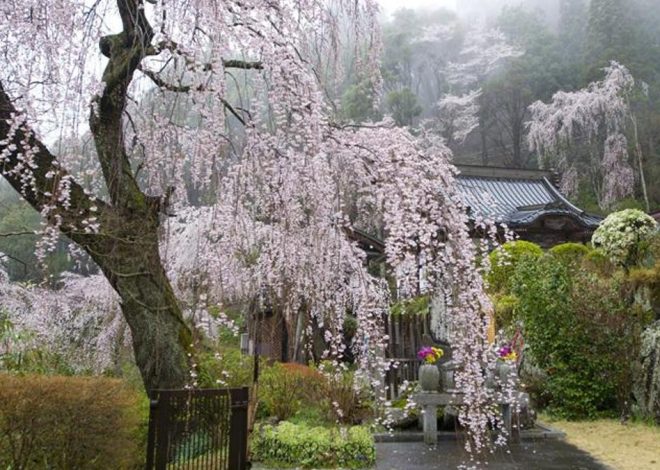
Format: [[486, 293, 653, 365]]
[[1, 0, 659, 469]]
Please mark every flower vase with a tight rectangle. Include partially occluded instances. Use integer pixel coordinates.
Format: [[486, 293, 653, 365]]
[[497, 361, 516, 384], [419, 364, 440, 391]]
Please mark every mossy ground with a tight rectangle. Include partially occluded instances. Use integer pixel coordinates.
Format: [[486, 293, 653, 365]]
[[541, 414, 660, 470]]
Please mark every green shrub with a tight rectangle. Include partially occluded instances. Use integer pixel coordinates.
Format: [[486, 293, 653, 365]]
[[488, 240, 543, 293], [251, 421, 375, 468], [583, 249, 616, 276], [549, 243, 592, 266], [0, 374, 146, 469], [197, 347, 255, 388], [259, 362, 324, 421], [493, 294, 519, 330], [512, 256, 648, 419], [257, 360, 372, 425]]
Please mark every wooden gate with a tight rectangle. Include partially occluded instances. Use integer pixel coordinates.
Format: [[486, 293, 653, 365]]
[[145, 388, 249, 470]]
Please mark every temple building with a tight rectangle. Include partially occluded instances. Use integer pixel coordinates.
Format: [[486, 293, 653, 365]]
[[456, 164, 602, 247]]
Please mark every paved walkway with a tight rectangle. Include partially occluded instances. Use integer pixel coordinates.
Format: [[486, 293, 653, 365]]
[[376, 440, 611, 469]]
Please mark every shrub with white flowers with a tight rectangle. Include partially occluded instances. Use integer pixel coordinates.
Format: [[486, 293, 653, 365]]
[[592, 209, 657, 267]]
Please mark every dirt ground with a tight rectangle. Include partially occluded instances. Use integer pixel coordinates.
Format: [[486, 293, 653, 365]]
[[542, 416, 660, 470]]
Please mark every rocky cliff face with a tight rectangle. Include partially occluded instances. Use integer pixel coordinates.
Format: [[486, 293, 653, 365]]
[[634, 321, 660, 423]]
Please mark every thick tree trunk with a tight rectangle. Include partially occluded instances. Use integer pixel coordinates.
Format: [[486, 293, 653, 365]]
[[0, 0, 194, 395], [0, 85, 192, 393], [84, 211, 192, 394]]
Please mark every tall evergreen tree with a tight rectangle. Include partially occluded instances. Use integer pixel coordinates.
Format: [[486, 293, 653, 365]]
[[586, 0, 634, 77], [559, 0, 588, 67]]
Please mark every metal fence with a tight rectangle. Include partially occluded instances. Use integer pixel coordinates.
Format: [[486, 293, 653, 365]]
[[145, 387, 249, 470]]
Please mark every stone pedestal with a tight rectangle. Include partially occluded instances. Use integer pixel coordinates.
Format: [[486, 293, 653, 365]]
[[417, 392, 439, 444], [414, 391, 529, 444]]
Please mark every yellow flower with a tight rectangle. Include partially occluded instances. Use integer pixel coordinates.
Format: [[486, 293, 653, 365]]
[[503, 351, 517, 362]]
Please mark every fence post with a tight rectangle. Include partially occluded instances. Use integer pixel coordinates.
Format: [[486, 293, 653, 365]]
[[145, 396, 159, 470], [228, 387, 250, 470], [154, 391, 172, 470]]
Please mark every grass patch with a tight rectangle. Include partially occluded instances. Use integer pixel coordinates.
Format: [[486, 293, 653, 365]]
[[541, 414, 660, 470]]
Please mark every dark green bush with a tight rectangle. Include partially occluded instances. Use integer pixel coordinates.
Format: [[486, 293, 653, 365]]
[[488, 240, 543, 293], [512, 256, 648, 419], [251, 421, 375, 468], [0, 374, 146, 469], [548, 242, 591, 267], [493, 294, 519, 330]]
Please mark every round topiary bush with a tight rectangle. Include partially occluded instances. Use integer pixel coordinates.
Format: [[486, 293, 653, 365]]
[[592, 209, 657, 268], [487, 240, 544, 294], [549, 242, 592, 266]]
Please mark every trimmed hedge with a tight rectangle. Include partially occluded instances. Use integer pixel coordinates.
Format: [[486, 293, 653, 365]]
[[251, 421, 375, 468], [548, 242, 591, 266], [0, 374, 146, 469], [488, 240, 543, 293]]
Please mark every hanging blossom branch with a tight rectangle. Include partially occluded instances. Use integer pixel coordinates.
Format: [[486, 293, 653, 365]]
[[446, 27, 524, 90], [527, 61, 636, 208]]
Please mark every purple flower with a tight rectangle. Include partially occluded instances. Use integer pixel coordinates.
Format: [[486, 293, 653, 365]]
[[417, 346, 433, 361], [498, 345, 513, 358]]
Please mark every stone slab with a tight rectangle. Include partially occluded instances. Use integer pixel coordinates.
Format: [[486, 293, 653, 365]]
[[374, 422, 566, 443], [414, 391, 529, 406], [375, 440, 613, 469]]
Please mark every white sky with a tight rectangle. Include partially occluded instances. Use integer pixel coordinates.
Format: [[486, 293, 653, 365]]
[[377, 0, 457, 18]]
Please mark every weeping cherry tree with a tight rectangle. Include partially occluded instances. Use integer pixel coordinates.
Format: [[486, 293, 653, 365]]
[[1, 0, 511, 454], [527, 61, 649, 210]]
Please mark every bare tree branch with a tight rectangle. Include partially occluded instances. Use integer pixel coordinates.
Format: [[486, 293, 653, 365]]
[[0, 231, 35, 238]]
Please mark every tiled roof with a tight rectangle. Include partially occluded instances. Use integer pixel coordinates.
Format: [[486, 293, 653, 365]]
[[455, 165, 602, 229]]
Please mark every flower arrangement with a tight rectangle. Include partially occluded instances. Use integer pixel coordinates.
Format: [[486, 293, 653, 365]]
[[417, 346, 444, 365], [498, 345, 517, 362]]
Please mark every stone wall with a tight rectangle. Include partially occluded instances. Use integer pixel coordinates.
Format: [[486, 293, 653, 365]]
[[634, 321, 660, 423]]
